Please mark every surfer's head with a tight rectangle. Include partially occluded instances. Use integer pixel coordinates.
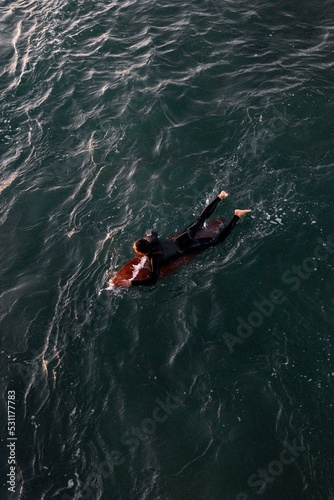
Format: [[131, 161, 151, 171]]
[[133, 239, 151, 256]]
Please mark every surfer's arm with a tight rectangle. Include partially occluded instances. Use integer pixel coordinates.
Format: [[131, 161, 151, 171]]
[[131, 254, 162, 287]]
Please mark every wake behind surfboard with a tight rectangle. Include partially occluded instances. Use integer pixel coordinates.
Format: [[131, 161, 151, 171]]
[[110, 218, 226, 288]]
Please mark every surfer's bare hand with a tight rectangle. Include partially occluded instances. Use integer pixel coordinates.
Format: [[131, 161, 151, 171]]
[[218, 190, 228, 200], [121, 280, 132, 288]]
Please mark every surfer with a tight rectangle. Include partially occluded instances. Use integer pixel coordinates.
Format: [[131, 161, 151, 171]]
[[122, 190, 251, 287]]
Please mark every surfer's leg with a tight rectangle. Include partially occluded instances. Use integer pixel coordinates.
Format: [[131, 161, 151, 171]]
[[176, 208, 251, 252], [189, 217, 237, 249], [186, 194, 225, 237], [213, 209, 252, 244], [175, 191, 230, 249]]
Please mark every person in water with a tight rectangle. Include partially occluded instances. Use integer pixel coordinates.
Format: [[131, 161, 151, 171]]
[[122, 190, 251, 287]]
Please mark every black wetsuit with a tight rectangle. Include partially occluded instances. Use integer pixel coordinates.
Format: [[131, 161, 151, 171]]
[[131, 196, 239, 286]]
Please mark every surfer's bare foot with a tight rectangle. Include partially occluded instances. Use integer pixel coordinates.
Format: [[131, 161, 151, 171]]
[[218, 190, 228, 200], [235, 209, 252, 218]]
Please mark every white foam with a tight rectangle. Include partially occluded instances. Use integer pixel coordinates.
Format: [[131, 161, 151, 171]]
[[130, 257, 148, 280]]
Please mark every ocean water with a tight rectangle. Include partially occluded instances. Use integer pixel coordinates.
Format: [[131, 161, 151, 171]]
[[1, 0, 334, 499]]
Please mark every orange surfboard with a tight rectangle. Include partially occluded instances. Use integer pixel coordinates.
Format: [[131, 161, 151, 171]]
[[111, 218, 226, 287]]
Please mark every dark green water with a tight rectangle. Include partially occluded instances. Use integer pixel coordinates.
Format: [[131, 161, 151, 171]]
[[1, 0, 334, 499]]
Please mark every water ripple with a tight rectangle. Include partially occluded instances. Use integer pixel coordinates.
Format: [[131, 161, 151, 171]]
[[1, 0, 334, 498]]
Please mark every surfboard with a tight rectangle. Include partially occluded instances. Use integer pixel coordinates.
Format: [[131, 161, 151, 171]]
[[111, 218, 227, 287]]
